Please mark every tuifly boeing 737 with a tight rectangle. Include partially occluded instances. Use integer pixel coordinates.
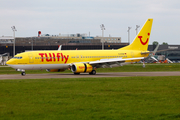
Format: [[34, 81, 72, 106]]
[[6, 19, 153, 76]]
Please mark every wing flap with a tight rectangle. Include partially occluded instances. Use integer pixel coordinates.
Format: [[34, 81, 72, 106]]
[[89, 57, 144, 65]]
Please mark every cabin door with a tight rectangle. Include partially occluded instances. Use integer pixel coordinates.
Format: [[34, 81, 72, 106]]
[[131, 52, 134, 58], [28, 53, 34, 63]]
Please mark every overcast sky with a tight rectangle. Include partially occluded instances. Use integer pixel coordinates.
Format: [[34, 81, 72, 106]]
[[0, 0, 180, 44]]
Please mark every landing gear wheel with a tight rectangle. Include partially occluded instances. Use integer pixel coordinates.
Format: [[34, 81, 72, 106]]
[[89, 70, 96, 75], [21, 72, 26, 76], [74, 73, 80, 75]]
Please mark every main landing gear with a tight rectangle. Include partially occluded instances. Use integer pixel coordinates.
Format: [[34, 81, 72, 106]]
[[89, 70, 96, 75], [16, 69, 26, 76], [74, 73, 80, 75]]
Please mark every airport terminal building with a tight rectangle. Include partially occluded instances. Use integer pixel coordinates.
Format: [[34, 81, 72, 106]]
[[149, 45, 180, 62], [0, 34, 127, 56]]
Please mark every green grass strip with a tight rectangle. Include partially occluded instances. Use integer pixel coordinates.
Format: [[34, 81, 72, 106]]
[[1, 63, 180, 74], [0, 76, 180, 120]]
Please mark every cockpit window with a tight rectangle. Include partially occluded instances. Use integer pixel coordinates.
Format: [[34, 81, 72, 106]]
[[13, 56, 23, 59]]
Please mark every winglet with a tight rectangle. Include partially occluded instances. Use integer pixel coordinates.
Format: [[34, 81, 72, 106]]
[[58, 45, 62, 50], [152, 44, 159, 55]]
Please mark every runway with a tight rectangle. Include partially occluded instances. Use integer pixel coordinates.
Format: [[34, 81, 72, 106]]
[[0, 71, 180, 80]]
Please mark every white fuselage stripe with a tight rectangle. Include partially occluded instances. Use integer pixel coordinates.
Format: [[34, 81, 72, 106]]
[[7, 64, 70, 70]]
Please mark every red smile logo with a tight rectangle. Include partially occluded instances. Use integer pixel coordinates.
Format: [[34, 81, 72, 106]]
[[138, 33, 150, 45]]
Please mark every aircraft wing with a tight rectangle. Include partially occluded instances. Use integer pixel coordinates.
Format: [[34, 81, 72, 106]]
[[156, 49, 171, 52], [87, 57, 144, 68]]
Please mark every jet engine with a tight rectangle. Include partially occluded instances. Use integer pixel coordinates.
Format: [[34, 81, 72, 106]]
[[71, 63, 93, 73], [46, 69, 66, 72]]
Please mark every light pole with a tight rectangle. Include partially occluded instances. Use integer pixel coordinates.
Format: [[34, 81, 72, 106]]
[[127, 27, 131, 44], [100, 24, 105, 50], [135, 25, 140, 35], [31, 37, 33, 51], [11, 26, 17, 57]]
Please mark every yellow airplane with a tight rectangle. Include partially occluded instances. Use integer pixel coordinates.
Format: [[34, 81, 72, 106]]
[[6, 19, 153, 76]]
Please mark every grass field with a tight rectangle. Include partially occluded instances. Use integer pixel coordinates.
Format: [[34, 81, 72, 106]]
[[0, 77, 180, 120], [0, 63, 180, 74]]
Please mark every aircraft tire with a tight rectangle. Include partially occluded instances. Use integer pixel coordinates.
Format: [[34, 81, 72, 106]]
[[21, 72, 26, 76], [89, 70, 96, 75], [74, 73, 80, 75]]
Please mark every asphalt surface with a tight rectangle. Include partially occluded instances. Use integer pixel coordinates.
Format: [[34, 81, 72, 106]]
[[0, 72, 180, 80]]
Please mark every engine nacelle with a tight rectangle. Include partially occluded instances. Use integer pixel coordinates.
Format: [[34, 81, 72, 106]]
[[46, 69, 66, 72], [71, 63, 93, 73]]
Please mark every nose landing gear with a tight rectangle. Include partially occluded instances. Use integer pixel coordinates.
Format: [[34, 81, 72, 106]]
[[21, 72, 26, 76], [16, 69, 26, 76]]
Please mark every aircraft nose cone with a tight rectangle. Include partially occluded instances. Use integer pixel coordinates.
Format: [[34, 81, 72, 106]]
[[6, 60, 10, 65], [6, 59, 13, 65]]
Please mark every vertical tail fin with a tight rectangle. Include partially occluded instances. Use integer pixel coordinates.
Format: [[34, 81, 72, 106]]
[[119, 19, 153, 51]]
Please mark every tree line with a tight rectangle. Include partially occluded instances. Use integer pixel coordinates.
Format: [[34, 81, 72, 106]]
[[152, 41, 168, 45]]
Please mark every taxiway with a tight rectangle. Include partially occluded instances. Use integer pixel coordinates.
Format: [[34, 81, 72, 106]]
[[0, 71, 180, 80]]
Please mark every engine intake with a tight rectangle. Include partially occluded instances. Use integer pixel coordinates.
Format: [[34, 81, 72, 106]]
[[71, 63, 93, 73]]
